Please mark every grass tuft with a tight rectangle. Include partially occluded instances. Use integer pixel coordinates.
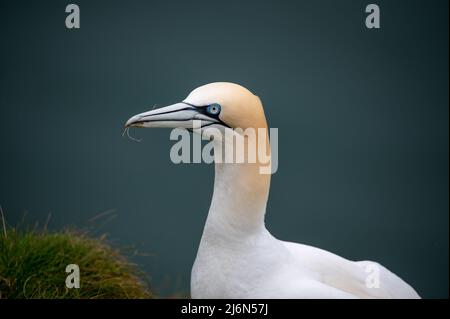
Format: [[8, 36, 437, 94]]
[[0, 223, 153, 299]]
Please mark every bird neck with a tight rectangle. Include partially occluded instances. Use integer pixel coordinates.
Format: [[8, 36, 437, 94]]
[[202, 134, 271, 240]]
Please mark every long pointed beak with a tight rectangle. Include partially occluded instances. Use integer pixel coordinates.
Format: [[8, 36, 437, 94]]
[[125, 102, 217, 129]]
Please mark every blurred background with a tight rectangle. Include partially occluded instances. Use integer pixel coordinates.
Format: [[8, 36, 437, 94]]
[[0, 0, 448, 298]]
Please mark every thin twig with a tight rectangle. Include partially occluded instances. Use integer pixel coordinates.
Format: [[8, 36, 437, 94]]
[[122, 127, 142, 143], [88, 209, 116, 223], [43, 212, 52, 234], [0, 205, 7, 239]]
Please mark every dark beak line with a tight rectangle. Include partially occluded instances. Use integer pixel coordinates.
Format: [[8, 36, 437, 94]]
[[125, 106, 196, 127]]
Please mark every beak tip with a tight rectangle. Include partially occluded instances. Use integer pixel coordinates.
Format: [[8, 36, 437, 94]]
[[125, 116, 140, 128]]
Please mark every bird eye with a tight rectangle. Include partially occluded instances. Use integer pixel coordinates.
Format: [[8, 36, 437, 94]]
[[206, 104, 221, 115]]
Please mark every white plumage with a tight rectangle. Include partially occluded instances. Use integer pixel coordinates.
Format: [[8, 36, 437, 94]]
[[126, 82, 420, 299]]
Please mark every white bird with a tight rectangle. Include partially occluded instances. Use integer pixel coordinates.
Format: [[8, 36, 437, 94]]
[[125, 82, 420, 299]]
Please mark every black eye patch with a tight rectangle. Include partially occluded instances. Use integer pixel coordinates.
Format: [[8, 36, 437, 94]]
[[181, 101, 230, 128]]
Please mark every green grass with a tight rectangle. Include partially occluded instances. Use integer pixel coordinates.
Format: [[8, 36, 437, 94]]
[[0, 223, 153, 299]]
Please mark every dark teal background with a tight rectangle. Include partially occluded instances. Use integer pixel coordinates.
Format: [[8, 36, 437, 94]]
[[0, 0, 448, 298]]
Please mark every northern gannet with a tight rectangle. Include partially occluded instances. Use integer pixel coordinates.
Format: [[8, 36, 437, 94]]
[[125, 82, 420, 299]]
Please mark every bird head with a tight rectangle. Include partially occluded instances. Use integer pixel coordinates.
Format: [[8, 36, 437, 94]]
[[125, 82, 268, 133]]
